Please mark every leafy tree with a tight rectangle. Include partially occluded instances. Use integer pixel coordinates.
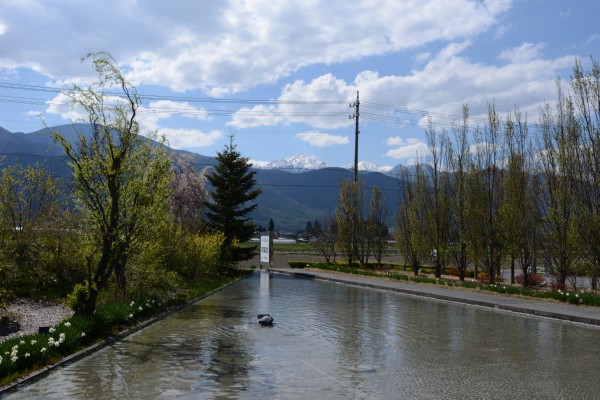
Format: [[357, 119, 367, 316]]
[[53, 52, 171, 314], [268, 218, 275, 233], [205, 134, 261, 264], [313, 219, 322, 236], [0, 162, 59, 269], [305, 220, 313, 238]]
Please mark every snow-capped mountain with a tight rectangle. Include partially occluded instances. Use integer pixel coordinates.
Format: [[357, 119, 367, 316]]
[[253, 153, 396, 174], [260, 153, 330, 171], [344, 161, 394, 174]]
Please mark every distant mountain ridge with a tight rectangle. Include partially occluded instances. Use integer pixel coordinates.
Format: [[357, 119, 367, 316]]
[[259, 152, 329, 172], [0, 125, 401, 231]]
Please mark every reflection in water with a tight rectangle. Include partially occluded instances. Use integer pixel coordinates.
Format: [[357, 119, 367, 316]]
[[5, 272, 600, 399]]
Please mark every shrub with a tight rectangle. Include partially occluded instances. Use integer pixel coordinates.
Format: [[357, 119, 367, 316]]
[[515, 272, 546, 287], [288, 261, 308, 269], [66, 283, 95, 315]]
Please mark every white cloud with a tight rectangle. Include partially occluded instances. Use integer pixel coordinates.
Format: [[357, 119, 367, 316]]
[[0, 22, 6, 35], [45, 92, 87, 122], [228, 73, 355, 129], [353, 41, 573, 126], [385, 137, 430, 160], [499, 42, 545, 63], [0, 0, 512, 92], [42, 92, 220, 148], [297, 131, 349, 147], [159, 128, 222, 149], [143, 100, 209, 121], [227, 105, 284, 128]]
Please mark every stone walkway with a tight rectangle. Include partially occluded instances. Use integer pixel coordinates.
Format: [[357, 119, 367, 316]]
[[270, 267, 600, 327]]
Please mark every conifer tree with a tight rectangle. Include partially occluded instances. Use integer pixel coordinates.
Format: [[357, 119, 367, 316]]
[[205, 135, 261, 264]]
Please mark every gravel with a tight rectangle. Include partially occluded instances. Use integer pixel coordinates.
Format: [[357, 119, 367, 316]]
[[1, 299, 73, 342]]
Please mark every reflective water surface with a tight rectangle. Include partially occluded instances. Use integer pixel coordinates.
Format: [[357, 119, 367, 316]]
[[5, 271, 600, 399]]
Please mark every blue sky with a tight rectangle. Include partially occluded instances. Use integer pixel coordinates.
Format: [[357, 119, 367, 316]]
[[1, 0, 599, 168]]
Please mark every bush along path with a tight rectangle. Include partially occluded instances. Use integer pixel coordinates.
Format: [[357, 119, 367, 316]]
[[0, 272, 251, 391], [296, 262, 600, 307]]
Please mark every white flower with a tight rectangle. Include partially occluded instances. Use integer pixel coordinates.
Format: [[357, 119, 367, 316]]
[[0, 356, 2, 364], [128, 313, 133, 319], [81, 332, 86, 338], [31, 340, 37, 345], [19, 340, 25, 345], [11, 356, 17, 362], [41, 347, 47, 353], [49, 327, 56, 333], [138, 306, 143, 311], [64, 322, 71, 327], [130, 301, 135, 306], [24, 353, 30, 358]]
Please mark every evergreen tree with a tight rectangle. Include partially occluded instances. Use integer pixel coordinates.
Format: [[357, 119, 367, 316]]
[[205, 135, 261, 264], [268, 218, 275, 233]]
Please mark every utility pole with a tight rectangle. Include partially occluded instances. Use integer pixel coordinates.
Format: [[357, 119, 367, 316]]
[[349, 91, 360, 182]]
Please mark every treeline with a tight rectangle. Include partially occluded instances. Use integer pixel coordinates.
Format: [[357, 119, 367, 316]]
[[0, 53, 254, 317], [310, 57, 600, 291], [395, 57, 600, 289]]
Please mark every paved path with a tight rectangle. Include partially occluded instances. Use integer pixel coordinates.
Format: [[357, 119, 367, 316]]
[[270, 267, 600, 327]]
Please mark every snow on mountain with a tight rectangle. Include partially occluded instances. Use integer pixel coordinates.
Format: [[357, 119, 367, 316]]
[[259, 153, 330, 171], [344, 161, 394, 174], [253, 153, 395, 174]]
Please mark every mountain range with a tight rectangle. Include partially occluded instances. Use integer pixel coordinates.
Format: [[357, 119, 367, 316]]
[[0, 124, 402, 232]]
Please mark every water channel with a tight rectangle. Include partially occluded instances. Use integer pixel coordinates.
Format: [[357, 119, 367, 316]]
[[5, 271, 600, 399]]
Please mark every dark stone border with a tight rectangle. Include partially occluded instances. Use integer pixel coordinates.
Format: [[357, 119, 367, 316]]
[[0, 274, 248, 396]]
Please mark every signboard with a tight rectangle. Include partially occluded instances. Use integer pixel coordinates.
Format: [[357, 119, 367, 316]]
[[260, 235, 270, 264]]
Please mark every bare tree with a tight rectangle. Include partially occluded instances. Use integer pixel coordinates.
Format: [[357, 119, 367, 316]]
[[469, 104, 505, 284], [368, 186, 388, 268], [502, 109, 539, 287], [424, 119, 451, 278], [570, 57, 600, 289], [447, 105, 472, 281], [538, 84, 581, 287], [395, 165, 428, 275], [336, 179, 362, 267], [314, 214, 338, 264]]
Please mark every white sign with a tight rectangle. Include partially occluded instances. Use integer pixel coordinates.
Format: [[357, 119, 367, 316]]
[[260, 235, 270, 263]]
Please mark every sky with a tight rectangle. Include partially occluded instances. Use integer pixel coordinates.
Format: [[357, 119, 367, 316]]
[[1, 0, 599, 169]]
